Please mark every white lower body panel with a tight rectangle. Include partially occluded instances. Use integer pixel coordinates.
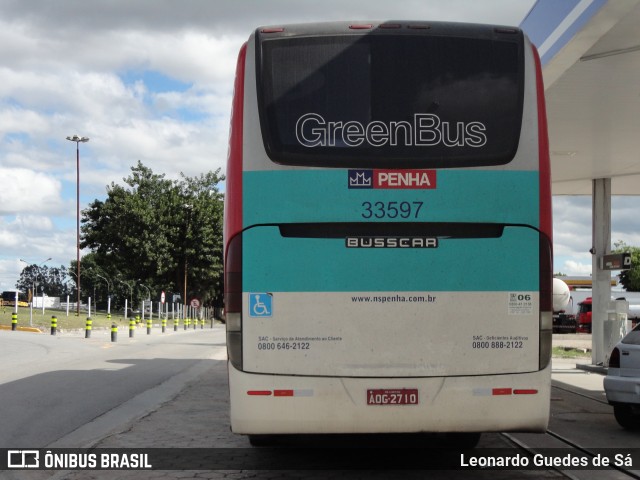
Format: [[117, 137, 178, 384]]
[[229, 363, 550, 434]]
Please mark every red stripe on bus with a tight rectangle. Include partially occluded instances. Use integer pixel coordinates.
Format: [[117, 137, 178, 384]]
[[532, 44, 552, 242], [492, 388, 513, 396], [274, 390, 294, 397], [247, 390, 272, 396], [514, 389, 538, 395], [224, 42, 247, 255]]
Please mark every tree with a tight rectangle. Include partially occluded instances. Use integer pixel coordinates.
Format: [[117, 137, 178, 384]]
[[81, 161, 224, 308], [175, 170, 225, 307], [613, 240, 640, 291], [67, 253, 120, 309], [16, 264, 70, 299]]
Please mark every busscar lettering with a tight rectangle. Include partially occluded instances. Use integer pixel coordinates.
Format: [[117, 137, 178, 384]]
[[346, 237, 438, 248], [296, 113, 487, 148]]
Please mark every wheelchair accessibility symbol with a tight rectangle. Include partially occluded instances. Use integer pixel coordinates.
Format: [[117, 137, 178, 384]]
[[249, 293, 273, 317]]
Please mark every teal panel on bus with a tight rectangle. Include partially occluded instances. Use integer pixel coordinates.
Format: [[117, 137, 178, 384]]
[[242, 226, 539, 292], [243, 170, 539, 227]]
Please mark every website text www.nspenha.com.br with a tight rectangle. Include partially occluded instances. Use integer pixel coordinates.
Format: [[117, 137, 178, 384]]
[[351, 294, 436, 304]]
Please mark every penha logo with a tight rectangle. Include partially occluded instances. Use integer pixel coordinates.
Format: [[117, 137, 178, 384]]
[[348, 169, 436, 190], [348, 170, 373, 189]]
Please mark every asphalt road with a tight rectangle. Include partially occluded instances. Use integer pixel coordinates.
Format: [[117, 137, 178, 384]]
[[0, 325, 226, 448], [3, 328, 639, 479]]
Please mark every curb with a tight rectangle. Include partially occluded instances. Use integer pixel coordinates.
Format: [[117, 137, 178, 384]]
[[555, 345, 591, 353], [576, 363, 608, 375], [0, 325, 43, 333]]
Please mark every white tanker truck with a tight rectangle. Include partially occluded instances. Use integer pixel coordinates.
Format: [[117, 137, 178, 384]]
[[552, 278, 640, 333]]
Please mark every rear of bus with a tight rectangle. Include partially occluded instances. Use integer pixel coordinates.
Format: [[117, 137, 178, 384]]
[[224, 21, 552, 437]]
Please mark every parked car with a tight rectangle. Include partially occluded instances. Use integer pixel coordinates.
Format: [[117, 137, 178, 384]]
[[604, 323, 640, 429]]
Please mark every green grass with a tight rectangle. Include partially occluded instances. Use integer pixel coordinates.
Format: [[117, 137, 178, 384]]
[[552, 346, 591, 358], [0, 306, 162, 330]]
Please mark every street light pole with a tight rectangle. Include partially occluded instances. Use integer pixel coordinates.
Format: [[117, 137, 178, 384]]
[[19, 257, 50, 324], [19, 257, 50, 303], [183, 203, 193, 320], [140, 283, 151, 301], [95, 273, 111, 314], [116, 278, 134, 317], [66, 135, 89, 317], [38, 257, 51, 315]]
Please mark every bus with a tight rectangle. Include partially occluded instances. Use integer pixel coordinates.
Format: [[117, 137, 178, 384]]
[[224, 21, 552, 446], [1, 290, 29, 308]]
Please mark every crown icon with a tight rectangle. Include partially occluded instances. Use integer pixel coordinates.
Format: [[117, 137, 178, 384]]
[[349, 172, 372, 186]]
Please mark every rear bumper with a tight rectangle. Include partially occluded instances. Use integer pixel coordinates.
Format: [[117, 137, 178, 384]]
[[604, 375, 640, 405], [229, 363, 551, 435]]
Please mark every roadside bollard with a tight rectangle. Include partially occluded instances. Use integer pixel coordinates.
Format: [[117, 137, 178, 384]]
[[193, 318, 197, 330], [107, 313, 111, 322], [11, 313, 17, 331], [129, 318, 135, 338], [111, 323, 117, 342], [146, 318, 152, 335], [201, 318, 204, 329], [85, 317, 92, 338], [162, 317, 166, 333], [184, 318, 188, 331], [174, 318, 178, 332], [51, 315, 57, 336], [135, 314, 141, 325]]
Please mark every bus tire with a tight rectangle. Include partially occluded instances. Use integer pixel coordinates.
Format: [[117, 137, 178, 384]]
[[447, 432, 482, 449], [248, 434, 275, 447]]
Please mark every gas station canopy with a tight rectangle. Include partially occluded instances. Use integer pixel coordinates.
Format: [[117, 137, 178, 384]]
[[521, 0, 640, 195]]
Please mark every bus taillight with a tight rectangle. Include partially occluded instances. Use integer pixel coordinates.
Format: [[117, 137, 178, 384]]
[[534, 42, 553, 371], [225, 234, 243, 371]]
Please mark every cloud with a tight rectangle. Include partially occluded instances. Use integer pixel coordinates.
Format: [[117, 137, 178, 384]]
[[0, 258, 24, 290], [562, 260, 593, 276], [552, 196, 592, 274], [0, 106, 49, 137], [0, 0, 534, 36], [0, 215, 75, 290], [552, 195, 640, 277], [0, 168, 65, 215]]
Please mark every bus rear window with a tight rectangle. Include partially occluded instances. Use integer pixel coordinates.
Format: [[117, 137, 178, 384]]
[[257, 30, 524, 168]]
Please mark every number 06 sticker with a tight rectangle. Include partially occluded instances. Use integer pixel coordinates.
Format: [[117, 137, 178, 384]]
[[508, 292, 534, 315]]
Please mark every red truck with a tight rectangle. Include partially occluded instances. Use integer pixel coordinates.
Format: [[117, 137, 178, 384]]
[[576, 297, 592, 333]]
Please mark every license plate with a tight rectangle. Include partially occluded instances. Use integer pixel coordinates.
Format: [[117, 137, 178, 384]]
[[367, 388, 419, 405]]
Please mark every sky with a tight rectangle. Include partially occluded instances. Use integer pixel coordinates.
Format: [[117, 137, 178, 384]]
[[0, 0, 637, 290]]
